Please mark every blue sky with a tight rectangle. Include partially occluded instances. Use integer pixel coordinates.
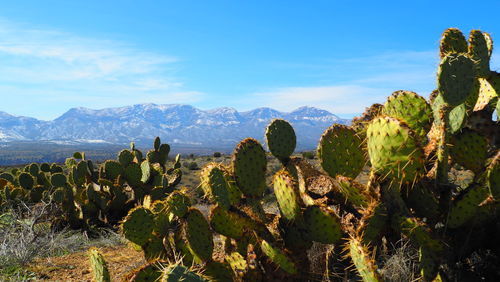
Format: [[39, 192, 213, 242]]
[[0, 1, 499, 120]]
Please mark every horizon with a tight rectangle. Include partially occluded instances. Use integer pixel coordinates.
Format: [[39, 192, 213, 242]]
[[0, 1, 499, 120]]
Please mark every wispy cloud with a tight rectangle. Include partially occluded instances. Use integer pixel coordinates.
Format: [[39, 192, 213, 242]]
[[243, 50, 445, 117], [0, 19, 204, 119]]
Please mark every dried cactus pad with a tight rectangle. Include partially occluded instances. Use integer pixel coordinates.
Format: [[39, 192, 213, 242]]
[[366, 116, 425, 186], [317, 124, 365, 179], [265, 119, 296, 160]]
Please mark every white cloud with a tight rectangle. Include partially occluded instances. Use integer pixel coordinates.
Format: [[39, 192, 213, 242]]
[[0, 19, 204, 119]]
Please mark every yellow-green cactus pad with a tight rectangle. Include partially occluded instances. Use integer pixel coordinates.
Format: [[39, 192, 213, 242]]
[[347, 236, 381, 282], [260, 240, 297, 275], [273, 169, 303, 221], [366, 116, 425, 186], [317, 124, 365, 179]]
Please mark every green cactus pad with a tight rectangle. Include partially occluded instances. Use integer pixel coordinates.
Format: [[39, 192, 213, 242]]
[[184, 208, 214, 261], [29, 186, 44, 202], [51, 187, 65, 203], [118, 149, 134, 167], [273, 169, 302, 221], [158, 143, 170, 165], [124, 262, 162, 282], [166, 168, 182, 187], [39, 163, 51, 172], [431, 93, 466, 134], [147, 150, 160, 164], [88, 248, 111, 282], [357, 201, 387, 246], [28, 163, 39, 176], [103, 160, 123, 180], [141, 160, 151, 183], [265, 119, 296, 160], [450, 129, 489, 173], [50, 164, 64, 173], [124, 163, 142, 186], [468, 30, 491, 78], [121, 206, 155, 246], [0, 172, 14, 183], [200, 163, 232, 209], [487, 151, 499, 199], [209, 205, 253, 239], [347, 236, 381, 282], [336, 175, 370, 209], [437, 53, 476, 107], [142, 236, 168, 261], [448, 184, 491, 228], [260, 240, 297, 275], [419, 247, 440, 282], [204, 261, 234, 282], [392, 216, 443, 253], [18, 172, 34, 190], [163, 265, 208, 282], [165, 191, 191, 218], [231, 138, 267, 198], [153, 136, 161, 151], [50, 173, 67, 188], [439, 28, 468, 58], [317, 124, 365, 179], [225, 252, 248, 278], [403, 184, 440, 222], [304, 205, 342, 244], [382, 90, 433, 142], [366, 116, 425, 186]]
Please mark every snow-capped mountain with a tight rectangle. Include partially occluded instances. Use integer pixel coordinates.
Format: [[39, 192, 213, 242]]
[[0, 104, 349, 150]]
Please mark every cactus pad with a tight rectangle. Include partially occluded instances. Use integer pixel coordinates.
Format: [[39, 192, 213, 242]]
[[88, 248, 111, 282], [474, 77, 499, 111], [209, 205, 252, 239], [357, 201, 387, 246], [232, 138, 267, 198], [468, 30, 491, 78], [336, 176, 370, 209], [382, 90, 433, 142], [121, 206, 155, 246], [184, 208, 213, 261], [265, 119, 296, 160], [165, 191, 191, 218], [103, 160, 123, 181], [450, 129, 489, 173], [273, 169, 302, 221], [118, 149, 134, 167], [440, 28, 468, 58], [200, 163, 232, 209], [260, 240, 297, 275], [437, 53, 476, 107], [304, 205, 342, 244], [163, 265, 208, 282], [50, 173, 67, 188], [18, 172, 34, 190], [487, 151, 499, 199], [347, 236, 381, 282], [366, 116, 425, 186], [317, 124, 365, 179]]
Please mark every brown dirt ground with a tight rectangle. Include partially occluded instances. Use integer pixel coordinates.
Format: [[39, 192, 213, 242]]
[[28, 245, 145, 281]]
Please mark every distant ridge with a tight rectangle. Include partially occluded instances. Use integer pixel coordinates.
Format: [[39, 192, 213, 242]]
[[0, 104, 350, 150]]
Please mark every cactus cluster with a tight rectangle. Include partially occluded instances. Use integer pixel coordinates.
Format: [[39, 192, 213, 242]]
[[0, 137, 183, 229], [116, 28, 499, 281]]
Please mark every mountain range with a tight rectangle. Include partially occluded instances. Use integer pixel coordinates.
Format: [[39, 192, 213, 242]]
[[0, 104, 350, 151]]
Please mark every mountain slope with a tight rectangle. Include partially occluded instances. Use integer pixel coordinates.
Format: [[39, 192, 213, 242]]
[[0, 104, 350, 150]]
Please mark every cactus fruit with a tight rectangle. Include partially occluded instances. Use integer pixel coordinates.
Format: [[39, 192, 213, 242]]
[[232, 138, 267, 198], [440, 28, 468, 58], [265, 119, 296, 161], [88, 248, 111, 282], [366, 116, 425, 186], [317, 124, 365, 178]]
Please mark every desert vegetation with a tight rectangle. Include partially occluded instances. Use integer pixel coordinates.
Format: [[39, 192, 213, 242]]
[[0, 27, 499, 281]]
